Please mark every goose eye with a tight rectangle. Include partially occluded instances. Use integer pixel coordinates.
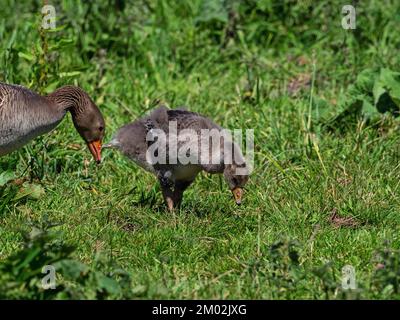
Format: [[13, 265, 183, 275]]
[[99, 126, 104, 132]]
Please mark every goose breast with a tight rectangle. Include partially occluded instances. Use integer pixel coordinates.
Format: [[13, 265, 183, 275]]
[[0, 84, 65, 156]]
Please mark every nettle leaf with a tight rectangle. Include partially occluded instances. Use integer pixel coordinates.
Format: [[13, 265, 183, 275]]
[[362, 97, 379, 118], [55, 259, 90, 280], [95, 273, 121, 295], [0, 171, 15, 187], [380, 68, 400, 101], [354, 68, 377, 94], [373, 76, 387, 106], [373, 68, 400, 115], [326, 67, 400, 132]]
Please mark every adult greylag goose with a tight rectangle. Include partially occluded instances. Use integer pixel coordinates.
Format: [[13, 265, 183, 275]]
[[104, 106, 249, 211], [0, 83, 105, 163]]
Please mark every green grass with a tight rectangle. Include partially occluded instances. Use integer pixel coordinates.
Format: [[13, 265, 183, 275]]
[[1, 0, 400, 299]]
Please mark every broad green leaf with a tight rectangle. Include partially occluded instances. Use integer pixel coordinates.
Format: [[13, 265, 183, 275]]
[[354, 68, 377, 93], [373, 79, 386, 106], [55, 259, 90, 280], [362, 97, 378, 118], [95, 273, 121, 295], [373, 68, 400, 115], [0, 171, 16, 187], [14, 183, 45, 201], [380, 68, 400, 102]]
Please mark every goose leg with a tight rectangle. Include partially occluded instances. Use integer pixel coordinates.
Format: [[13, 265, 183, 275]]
[[161, 187, 175, 211], [158, 173, 175, 211], [173, 180, 193, 209]]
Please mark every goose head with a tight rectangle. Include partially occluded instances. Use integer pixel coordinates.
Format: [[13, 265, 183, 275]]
[[47, 86, 105, 163], [223, 163, 249, 205], [71, 101, 105, 164]]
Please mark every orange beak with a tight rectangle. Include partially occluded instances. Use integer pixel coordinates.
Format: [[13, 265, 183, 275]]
[[231, 187, 243, 205], [87, 140, 102, 164]]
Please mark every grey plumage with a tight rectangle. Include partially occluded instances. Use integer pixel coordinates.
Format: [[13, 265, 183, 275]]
[[0, 83, 105, 162], [0, 83, 63, 156], [105, 106, 249, 210]]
